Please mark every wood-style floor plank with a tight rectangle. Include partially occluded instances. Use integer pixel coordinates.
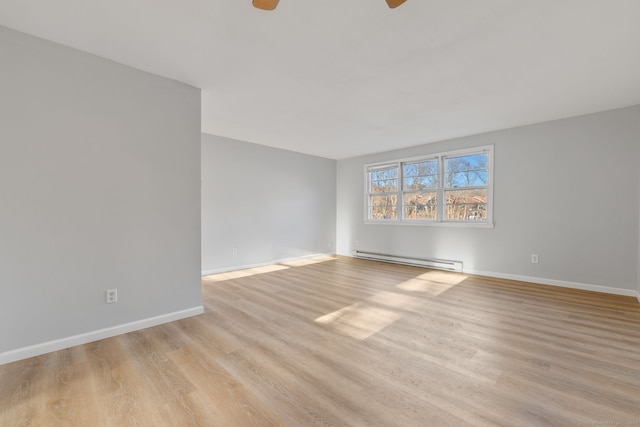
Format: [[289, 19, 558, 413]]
[[2, 256, 640, 426]]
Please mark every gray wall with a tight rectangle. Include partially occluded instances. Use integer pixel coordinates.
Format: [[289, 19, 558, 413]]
[[337, 106, 640, 293], [202, 134, 336, 274], [0, 27, 202, 355]]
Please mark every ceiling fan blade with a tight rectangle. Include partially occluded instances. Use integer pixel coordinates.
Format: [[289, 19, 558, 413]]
[[386, 0, 407, 8], [253, 0, 280, 10]]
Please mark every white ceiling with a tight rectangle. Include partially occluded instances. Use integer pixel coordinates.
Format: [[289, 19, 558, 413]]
[[1, 0, 639, 159]]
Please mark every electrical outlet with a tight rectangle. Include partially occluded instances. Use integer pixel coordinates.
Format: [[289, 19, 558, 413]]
[[106, 288, 118, 304], [232, 247, 238, 255], [531, 254, 539, 264]]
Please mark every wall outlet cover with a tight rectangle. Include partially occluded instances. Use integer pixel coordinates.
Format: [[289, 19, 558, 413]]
[[106, 288, 118, 304]]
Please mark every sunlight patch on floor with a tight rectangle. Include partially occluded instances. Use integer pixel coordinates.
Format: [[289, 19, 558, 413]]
[[396, 277, 455, 296], [395, 271, 466, 296], [368, 291, 423, 310], [315, 269, 467, 340], [417, 270, 467, 284], [280, 255, 337, 267], [315, 290, 424, 340], [315, 302, 402, 340], [203, 264, 289, 282]]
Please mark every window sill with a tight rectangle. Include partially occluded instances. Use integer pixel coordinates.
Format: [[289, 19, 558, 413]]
[[364, 220, 495, 229]]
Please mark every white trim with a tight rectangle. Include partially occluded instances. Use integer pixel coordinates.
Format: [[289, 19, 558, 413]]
[[364, 220, 495, 228], [353, 250, 463, 273], [341, 251, 638, 301], [365, 145, 494, 169], [0, 306, 204, 365], [364, 144, 494, 226], [466, 269, 639, 298], [201, 252, 334, 276]]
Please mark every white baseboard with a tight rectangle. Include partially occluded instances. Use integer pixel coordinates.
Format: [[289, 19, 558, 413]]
[[0, 306, 204, 366], [465, 269, 639, 299], [344, 252, 639, 301], [201, 252, 335, 276]]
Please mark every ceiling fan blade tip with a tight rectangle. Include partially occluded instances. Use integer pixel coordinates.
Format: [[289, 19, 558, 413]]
[[385, 0, 407, 8], [253, 0, 279, 11], [253, 0, 405, 11]]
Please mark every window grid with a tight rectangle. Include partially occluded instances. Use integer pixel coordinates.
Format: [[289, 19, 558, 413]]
[[367, 164, 399, 221], [366, 146, 493, 225], [401, 159, 439, 221]]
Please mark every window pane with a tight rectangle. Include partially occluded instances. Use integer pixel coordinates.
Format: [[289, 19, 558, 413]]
[[445, 189, 487, 221], [404, 160, 438, 177], [369, 195, 397, 220], [371, 206, 397, 220], [370, 167, 397, 181], [446, 170, 488, 187], [445, 153, 488, 188], [403, 175, 437, 190], [403, 160, 438, 190], [369, 166, 398, 192], [403, 192, 437, 220], [371, 178, 398, 193]]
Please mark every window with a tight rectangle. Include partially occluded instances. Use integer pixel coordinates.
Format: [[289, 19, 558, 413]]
[[403, 159, 438, 221], [365, 146, 493, 226], [367, 164, 398, 220]]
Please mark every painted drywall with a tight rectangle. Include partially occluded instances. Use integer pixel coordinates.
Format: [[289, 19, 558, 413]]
[[202, 134, 336, 274], [0, 26, 202, 358], [337, 105, 640, 293]]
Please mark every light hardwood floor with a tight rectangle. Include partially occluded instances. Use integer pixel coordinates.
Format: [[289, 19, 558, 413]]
[[2, 256, 640, 426]]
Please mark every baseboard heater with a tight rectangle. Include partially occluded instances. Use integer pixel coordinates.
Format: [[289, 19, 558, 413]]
[[352, 250, 463, 273]]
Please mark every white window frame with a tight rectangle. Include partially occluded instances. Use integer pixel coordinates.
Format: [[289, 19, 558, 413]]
[[365, 163, 400, 222], [364, 145, 494, 228]]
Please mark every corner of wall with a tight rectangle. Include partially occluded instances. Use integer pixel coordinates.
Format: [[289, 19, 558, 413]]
[[637, 106, 640, 302]]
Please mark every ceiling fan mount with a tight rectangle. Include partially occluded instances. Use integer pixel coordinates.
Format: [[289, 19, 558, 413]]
[[253, 0, 407, 11]]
